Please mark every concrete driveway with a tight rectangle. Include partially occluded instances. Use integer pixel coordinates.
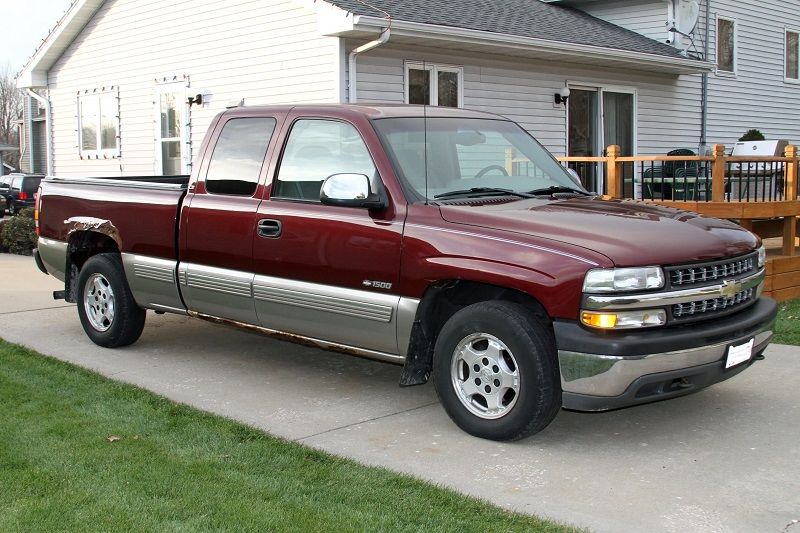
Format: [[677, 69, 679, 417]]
[[1, 253, 798, 532]]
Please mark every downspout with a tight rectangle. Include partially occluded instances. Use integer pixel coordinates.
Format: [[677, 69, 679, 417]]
[[348, 27, 391, 103], [26, 89, 53, 176], [700, 0, 711, 152]]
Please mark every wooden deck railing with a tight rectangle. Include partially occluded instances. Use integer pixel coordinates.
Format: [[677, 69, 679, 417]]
[[542, 144, 800, 256]]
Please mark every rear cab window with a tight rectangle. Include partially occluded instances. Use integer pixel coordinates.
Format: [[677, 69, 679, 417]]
[[204, 117, 277, 196]]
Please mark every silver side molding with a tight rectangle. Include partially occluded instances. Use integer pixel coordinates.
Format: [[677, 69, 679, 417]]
[[253, 273, 402, 354], [121, 254, 185, 312]]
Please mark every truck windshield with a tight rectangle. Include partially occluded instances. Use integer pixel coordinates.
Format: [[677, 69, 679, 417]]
[[372, 117, 584, 202]]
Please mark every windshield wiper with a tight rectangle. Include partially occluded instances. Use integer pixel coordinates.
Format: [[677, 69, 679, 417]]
[[527, 186, 592, 196], [434, 187, 535, 200]]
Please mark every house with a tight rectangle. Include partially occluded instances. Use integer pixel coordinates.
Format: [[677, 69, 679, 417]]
[[14, 0, 799, 190], [16, 96, 48, 174]]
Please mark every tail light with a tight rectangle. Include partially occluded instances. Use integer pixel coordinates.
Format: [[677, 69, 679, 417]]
[[34, 187, 42, 236], [19, 191, 29, 201]]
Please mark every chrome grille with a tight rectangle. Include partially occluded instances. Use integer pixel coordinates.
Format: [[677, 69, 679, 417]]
[[668, 254, 757, 288], [672, 287, 756, 320]]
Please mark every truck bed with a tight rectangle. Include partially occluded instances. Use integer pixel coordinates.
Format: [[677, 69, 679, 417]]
[[39, 175, 189, 259]]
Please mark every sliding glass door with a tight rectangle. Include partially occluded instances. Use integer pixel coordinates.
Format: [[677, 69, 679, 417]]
[[568, 86, 635, 193]]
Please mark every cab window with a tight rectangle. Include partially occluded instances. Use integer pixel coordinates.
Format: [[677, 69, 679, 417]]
[[273, 119, 377, 202], [205, 118, 276, 196]]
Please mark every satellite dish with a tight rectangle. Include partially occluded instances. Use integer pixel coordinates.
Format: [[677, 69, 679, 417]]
[[668, 0, 700, 37]]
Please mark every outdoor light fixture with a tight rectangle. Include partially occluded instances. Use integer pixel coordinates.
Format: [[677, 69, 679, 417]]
[[554, 86, 571, 105], [188, 93, 203, 107]]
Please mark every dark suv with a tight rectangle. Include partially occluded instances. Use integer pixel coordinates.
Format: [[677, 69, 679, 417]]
[[1, 174, 43, 215]]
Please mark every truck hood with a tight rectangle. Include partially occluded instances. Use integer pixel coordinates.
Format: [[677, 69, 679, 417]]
[[439, 197, 759, 267]]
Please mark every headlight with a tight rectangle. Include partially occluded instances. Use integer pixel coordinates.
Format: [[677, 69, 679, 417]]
[[583, 267, 665, 293], [757, 245, 766, 268], [581, 309, 667, 330]]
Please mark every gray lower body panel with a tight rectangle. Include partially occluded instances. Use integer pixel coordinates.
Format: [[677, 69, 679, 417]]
[[36, 237, 68, 282], [122, 254, 185, 313]]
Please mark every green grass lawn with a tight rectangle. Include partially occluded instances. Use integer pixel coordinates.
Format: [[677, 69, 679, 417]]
[[775, 299, 800, 346], [0, 340, 576, 532]]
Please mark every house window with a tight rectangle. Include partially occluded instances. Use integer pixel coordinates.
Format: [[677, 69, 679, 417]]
[[405, 62, 463, 108], [786, 30, 799, 81], [716, 17, 736, 73], [78, 89, 119, 158]]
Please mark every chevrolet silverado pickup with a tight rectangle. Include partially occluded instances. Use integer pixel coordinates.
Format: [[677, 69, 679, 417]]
[[33, 104, 776, 441]]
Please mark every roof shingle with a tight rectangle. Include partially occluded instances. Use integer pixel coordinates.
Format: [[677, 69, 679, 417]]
[[327, 0, 685, 59]]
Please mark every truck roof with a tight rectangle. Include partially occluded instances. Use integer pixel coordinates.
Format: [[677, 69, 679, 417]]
[[221, 104, 507, 121]]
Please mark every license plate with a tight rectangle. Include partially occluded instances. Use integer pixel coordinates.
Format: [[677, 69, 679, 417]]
[[726, 338, 755, 369]]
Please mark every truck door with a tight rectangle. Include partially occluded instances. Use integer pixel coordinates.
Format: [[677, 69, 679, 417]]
[[251, 113, 405, 355], [179, 112, 284, 323]]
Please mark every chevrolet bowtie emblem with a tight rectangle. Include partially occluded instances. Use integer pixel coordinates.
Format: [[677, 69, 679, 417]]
[[720, 279, 741, 298]]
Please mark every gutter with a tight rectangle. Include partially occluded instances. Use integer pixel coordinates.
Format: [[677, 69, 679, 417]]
[[348, 27, 391, 103], [700, 0, 711, 151], [350, 16, 714, 75], [26, 89, 53, 176]]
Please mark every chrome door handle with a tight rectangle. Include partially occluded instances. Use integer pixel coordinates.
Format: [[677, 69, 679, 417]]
[[257, 219, 282, 238]]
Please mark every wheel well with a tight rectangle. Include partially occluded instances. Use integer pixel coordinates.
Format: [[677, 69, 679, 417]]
[[64, 231, 120, 303], [399, 280, 551, 386]]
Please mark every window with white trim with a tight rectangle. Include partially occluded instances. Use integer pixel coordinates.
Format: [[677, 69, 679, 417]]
[[405, 62, 463, 108], [716, 17, 736, 74], [78, 88, 119, 158], [786, 30, 799, 81]]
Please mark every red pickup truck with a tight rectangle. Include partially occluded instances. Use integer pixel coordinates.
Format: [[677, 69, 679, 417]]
[[34, 104, 776, 441]]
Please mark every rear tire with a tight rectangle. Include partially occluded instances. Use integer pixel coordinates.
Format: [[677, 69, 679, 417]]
[[77, 253, 146, 348], [7, 200, 15, 216], [433, 301, 561, 441]]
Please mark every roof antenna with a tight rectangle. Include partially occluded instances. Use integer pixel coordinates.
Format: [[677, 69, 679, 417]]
[[423, 60, 429, 205]]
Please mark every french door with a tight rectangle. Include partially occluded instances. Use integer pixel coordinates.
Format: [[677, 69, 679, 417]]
[[568, 86, 635, 193]]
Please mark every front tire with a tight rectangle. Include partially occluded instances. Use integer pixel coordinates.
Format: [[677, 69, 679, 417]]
[[433, 301, 561, 441], [77, 253, 146, 348]]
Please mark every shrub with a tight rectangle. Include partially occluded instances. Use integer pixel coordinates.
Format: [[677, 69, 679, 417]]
[[0, 219, 7, 253], [1, 208, 38, 255], [739, 129, 766, 142]]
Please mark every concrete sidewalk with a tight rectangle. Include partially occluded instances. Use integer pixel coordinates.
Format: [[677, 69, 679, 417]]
[[1, 253, 798, 532]]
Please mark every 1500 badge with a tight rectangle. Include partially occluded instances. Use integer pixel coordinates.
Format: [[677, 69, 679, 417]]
[[363, 280, 393, 290]]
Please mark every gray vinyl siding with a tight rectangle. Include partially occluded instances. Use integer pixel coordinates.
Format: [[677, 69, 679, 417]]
[[706, 0, 800, 147], [577, 0, 669, 43], [47, 0, 340, 177], [352, 44, 703, 156], [577, 0, 800, 148]]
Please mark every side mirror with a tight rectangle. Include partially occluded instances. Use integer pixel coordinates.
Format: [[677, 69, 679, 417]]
[[320, 173, 386, 209]]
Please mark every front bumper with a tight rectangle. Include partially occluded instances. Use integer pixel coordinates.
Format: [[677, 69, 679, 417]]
[[555, 297, 777, 411]]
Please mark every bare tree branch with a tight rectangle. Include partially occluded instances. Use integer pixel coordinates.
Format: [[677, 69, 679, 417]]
[[0, 62, 23, 169]]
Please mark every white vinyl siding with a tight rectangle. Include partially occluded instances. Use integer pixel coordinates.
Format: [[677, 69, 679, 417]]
[[353, 45, 703, 156], [47, 0, 339, 177]]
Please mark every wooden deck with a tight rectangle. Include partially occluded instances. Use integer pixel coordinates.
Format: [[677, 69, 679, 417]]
[[763, 240, 800, 301]]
